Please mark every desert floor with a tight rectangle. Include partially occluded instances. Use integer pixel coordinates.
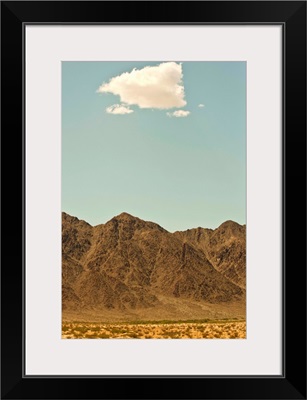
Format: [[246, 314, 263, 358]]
[[62, 320, 246, 339]]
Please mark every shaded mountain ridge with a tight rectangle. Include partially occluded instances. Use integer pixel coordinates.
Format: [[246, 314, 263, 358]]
[[62, 212, 246, 319]]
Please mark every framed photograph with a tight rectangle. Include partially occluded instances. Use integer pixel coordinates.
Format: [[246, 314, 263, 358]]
[[1, 1, 306, 399]]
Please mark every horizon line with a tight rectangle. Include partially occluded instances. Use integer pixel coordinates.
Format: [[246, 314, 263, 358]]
[[62, 210, 246, 233]]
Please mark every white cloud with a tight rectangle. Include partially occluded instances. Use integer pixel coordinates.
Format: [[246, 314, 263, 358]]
[[167, 110, 190, 118], [105, 104, 134, 115], [198, 103, 205, 108], [97, 62, 186, 109]]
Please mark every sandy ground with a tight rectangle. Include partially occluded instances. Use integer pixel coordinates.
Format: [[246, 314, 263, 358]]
[[62, 320, 246, 339], [62, 298, 245, 323]]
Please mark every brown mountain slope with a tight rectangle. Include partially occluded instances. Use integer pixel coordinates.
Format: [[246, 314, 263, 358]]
[[174, 221, 246, 289], [62, 212, 246, 321]]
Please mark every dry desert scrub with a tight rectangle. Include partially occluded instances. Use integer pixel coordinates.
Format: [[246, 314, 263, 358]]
[[62, 320, 246, 339]]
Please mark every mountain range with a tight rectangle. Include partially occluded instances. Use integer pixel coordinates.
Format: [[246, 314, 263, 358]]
[[62, 212, 246, 322]]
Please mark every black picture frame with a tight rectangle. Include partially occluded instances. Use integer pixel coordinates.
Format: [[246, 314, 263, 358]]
[[1, 1, 306, 399]]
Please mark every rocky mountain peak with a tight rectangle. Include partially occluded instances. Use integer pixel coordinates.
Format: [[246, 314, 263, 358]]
[[62, 212, 246, 320], [114, 211, 136, 220]]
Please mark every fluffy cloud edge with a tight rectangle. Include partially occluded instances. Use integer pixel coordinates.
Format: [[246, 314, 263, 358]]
[[105, 104, 134, 115], [167, 110, 191, 118], [98, 62, 187, 110]]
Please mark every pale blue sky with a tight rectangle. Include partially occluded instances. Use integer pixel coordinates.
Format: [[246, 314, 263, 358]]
[[62, 61, 246, 232]]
